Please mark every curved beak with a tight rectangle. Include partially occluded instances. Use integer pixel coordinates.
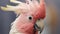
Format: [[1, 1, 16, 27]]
[[34, 19, 44, 33], [34, 24, 43, 33]]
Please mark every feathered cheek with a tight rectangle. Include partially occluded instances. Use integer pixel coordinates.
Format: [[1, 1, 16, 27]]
[[15, 22, 34, 33]]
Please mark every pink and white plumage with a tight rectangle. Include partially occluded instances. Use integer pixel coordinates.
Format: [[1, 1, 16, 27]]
[[0, 0, 46, 34]]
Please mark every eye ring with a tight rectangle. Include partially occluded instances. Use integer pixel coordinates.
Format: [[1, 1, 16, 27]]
[[27, 15, 33, 21], [29, 16, 32, 20]]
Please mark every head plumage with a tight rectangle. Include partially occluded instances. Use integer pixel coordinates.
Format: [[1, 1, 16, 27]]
[[0, 0, 45, 19]]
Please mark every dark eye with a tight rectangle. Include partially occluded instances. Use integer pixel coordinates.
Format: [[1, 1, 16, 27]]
[[28, 16, 32, 20]]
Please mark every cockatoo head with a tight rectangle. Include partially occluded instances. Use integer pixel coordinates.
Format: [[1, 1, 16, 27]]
[[0, 0, 46, 34]]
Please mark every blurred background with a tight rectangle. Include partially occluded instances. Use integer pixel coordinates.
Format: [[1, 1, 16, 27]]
[[0, 0, 60, 34]]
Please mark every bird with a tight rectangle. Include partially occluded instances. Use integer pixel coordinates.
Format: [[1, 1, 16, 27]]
[[0, 0, 46, 34]]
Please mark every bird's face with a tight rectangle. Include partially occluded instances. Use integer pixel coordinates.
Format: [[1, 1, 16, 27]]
[[14, 11, 44, 34], [14, 13, 35, 33], [0, 0, 46, 34]]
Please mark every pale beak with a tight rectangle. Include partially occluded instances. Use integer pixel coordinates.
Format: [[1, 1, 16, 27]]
[[34, 19, 44, 33]]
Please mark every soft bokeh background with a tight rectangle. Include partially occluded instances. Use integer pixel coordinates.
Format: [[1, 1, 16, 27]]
[[0, 0, 60, 34]]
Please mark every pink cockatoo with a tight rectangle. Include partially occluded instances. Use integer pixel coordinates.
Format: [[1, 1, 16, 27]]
[[0, 0, 46, 34]]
